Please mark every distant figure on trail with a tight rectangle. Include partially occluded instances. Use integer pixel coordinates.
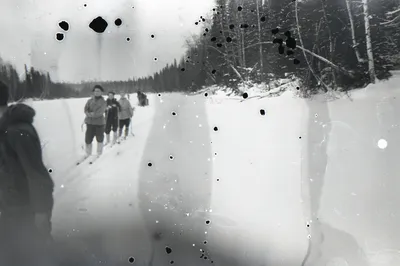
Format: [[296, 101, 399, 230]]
[[105, 91, 121, 145], [83, 85, 107, 158], [118, 92, 134, 139], [0, 81, 55, 265], [137, 91, 149, 106]]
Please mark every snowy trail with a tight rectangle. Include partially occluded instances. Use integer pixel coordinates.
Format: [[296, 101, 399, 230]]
[[138, 93, 215, 266], [50, 96, 156, 266]]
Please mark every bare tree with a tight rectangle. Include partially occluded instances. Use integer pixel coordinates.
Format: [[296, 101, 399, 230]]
[[294, 0, 329, 91], [255, 0, 265, 81], [321, 0, 337, 88], [362, 0, 376, 83], [345, 0, 365, 63]]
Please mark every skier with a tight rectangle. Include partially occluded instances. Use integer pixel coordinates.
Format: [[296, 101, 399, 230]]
[[83, 85, 107, 158], [105, 91, 121, 145], [0, 81, 55, 265], [118, 92, 134, 140]]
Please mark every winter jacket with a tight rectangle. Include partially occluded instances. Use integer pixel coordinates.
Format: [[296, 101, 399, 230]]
[[84, 96, 107, 125], [105, 98, 121, 120], [0, 104, 54, 214], [118, 98, 134, 120]]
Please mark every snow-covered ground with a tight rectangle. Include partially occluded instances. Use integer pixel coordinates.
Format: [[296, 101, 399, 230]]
[[19, 73, 400, 266]]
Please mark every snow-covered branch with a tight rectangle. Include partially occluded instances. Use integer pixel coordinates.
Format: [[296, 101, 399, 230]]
[[246, 41, 355, 78], [386, 8, 400, 16]]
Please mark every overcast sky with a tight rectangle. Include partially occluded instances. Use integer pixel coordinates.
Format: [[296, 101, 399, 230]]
[[0, 0, 214, 82]]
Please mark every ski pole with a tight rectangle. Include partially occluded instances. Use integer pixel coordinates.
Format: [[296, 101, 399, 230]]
[[130, 119, 134, 136]]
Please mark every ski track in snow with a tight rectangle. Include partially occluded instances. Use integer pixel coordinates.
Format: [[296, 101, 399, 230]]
[[22, 74, 400, 266]]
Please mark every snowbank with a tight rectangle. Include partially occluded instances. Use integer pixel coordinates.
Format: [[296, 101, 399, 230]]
[[204, 71, 400, 265], [205, 90, 308, 265]]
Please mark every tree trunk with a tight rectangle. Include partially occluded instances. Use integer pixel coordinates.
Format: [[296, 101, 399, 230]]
[[345, 0, 364, 63], [255, 0, 265, 82], [295, 0, 328, 91], [321, 0, 337, 89], [240, 2, 246, 69], [362, 0, 376, 83]]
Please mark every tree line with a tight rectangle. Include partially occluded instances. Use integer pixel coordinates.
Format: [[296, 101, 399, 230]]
[[1, 0, 400, 100], [140, 0, 400, 94]]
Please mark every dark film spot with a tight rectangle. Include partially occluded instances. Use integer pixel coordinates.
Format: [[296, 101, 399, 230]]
[[226, 37, 232, 43], [271, 28, 279, 35], [172, 111, 177, 116], [286, 37, 296, 49], [154, 57, 158, 61], [148, 162, 152, 167], [151, 34, 155, 38], [217, 43, 223, 48], [273, 38, 283, 45], [48, 168, 53, 173], [211, 37, 217, 42], [211, 69, 217, 74], [83, 3, 87, 7], [229, 24, 235, 29], [58, 21, 69, 31], [242, 92, 248, 99], [206, 220, 211, 224], [294, 58, 300, 65], [128, 257, 135, 263], [165, 246, 172, 254], [169, 155, 174, 160], [181, 68, 185, 71], [89, 16, 108, 33], [278, 45, 285, 54], [260, 16, 266, 22], [204, 92, 208, 97], [238, 6, 243, 11], [170, 261, 175, 264], [115, 18, 122, 26], [213, 126, 218, 131], [126, 37, 131, 42], [55, 33, 64, 41], [260, 109, 265, 115]]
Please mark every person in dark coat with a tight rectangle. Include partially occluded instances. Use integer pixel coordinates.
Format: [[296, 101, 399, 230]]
[[0, 81, 55, 265], [105, 91, 121, 145]]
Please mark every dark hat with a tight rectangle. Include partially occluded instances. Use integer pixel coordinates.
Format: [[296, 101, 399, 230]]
[[0, 80, 9, 106], [93, 84, 104, 92], [108, 91, 115, 95]]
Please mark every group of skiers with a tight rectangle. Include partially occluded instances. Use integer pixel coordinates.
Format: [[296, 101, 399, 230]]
[[83, 85, 134, 158]]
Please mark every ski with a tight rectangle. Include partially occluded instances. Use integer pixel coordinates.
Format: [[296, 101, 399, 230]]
[[89, 155, 101, 165], [76, 155, 90, 166]]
